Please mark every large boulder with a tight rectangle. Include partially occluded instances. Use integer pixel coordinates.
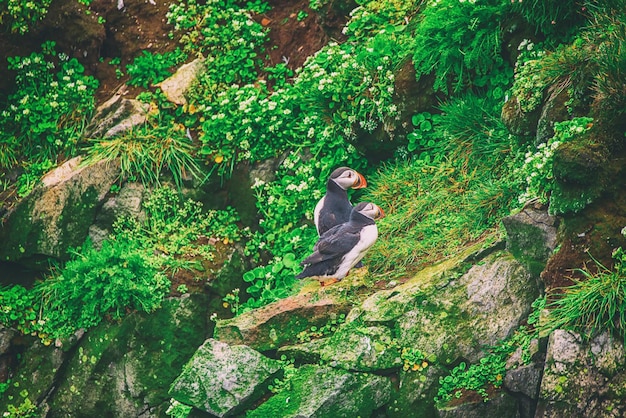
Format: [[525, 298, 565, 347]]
[[169, 338, 281, 417], [0, 156, 119, 266]]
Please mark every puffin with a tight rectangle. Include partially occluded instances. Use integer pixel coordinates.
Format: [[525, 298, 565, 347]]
[[314, 167, 367, 236], [297, 202, 384, 283]]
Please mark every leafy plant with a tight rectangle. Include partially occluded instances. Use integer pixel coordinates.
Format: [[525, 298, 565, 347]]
[[36, 238, 170, 340], [14, 158, 55, 197], [114, 185, 244, 262], [0, 0, 53, 34], [126, 48, 187, 88], [166, 0, 268, 84], [515, 117, 594, 207], [0, 41, 99, 165], [411, 0, 508, 94]]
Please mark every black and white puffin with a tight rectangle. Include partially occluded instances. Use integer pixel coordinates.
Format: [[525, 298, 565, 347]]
[[297, 202, 384, 282], [314, 167, 367, 236]]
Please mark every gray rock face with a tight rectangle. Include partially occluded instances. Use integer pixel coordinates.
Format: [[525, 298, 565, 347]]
[[85, 94, 150, 139], [537, 329, 626, 418], [156, 58, 206, 105], [0, 156, 119, 264], [169, 339, 281, 417], [502, 204, 558, 276], [88, 182, 145, 247]]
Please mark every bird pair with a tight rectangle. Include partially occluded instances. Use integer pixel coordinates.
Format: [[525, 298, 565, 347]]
[[297, 167, 384, 284]]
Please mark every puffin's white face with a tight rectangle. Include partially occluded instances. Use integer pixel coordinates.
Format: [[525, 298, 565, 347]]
[[358, 202, 385, 220], [333, 169, 367, 190]]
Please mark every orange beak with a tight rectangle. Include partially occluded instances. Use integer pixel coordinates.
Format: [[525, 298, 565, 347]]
[[352, 172, 367, 189], [375, 206, 385, 220]]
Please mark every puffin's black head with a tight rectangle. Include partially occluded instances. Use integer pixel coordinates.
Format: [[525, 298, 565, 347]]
[[352, 202, 385, 221], [329, 167, 367, 190]]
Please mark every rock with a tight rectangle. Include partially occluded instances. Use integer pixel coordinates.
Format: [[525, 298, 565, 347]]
[[502, 204, 558, 276], [247, 364, 392, 418], [214, 292, 351, 351], [395, 253, 538, 364], [537, 329, 626, 417], [504, 363, 543, 399], [88, 182, 145, 247], [317, 325, 402, 371], [0, 156, 120, 265], [169, 339, 281, 417], [0, 340, 66, 415], [437, 392, 521, 418], [44, 294, 210, 417], [501, 95, 540, 137], [84, 94, 150, 139], [536, 88, 570, 145], [156, 58, 206, 105], [386, 366, 443, 418]]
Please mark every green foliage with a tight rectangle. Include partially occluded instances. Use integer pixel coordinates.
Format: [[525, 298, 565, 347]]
[[35, 238, 170, 340], [0, 0, 52, 34], [165, 399, 192, 418], [15, 158, 54, 197], [114, 186, 243, 263], [515, 117, 593, 207], [545, 247, 626, 344], [0, 285, 38, 336], [585, 1, 626, 124], [126, 48, 188, 88], [401, 347, 430, 372], [166, 0, 268, 84], [435, 356, 505, 405], [367, 92, 517, 273], [411, 0, 507, 94], [83, 121, 204, 189], [509, 0, 586, 40], [511, 39, 592, 114], [0, 42, 98, 166], [267, 355, 297, 394]]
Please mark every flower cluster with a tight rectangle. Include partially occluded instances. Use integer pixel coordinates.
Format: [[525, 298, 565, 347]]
[[516, 117, 593, 204], [0, 42, 99, 165], [167, 0, 268, 84]]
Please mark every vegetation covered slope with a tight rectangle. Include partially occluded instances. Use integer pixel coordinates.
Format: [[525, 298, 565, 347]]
[[1, 0, 626, 415]]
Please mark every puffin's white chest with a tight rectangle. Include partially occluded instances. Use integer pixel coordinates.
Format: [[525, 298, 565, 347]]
[[334, 224, 378, 279]]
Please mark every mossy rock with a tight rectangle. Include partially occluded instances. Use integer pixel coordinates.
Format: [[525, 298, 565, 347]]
[[46, 294, 210, 417], [169, 339, 281, 417], [247, 364, 392, 418]]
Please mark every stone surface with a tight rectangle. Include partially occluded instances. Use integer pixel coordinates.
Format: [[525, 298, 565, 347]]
[[43, 294, 210, 417], [318, 324, 402, 371], [247, 364, 392, 418], [88, 182, 145, 247], [394, 253, 538, 364], [214, 292, 351, 351], [169, 338, 281, 417], [502, 204, 558, 276], [536, 329, 626, 418], [437, 392, 521, 418], [84, 94, 150, 139], [156, 57, 206, 105], [0, 156, 120, 265]]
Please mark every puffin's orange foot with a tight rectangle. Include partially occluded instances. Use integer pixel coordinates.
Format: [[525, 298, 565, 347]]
[[320, 278, 340, 287]]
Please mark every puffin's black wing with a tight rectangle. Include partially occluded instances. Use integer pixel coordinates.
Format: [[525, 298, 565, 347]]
[[301, 225, 361, 265]]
